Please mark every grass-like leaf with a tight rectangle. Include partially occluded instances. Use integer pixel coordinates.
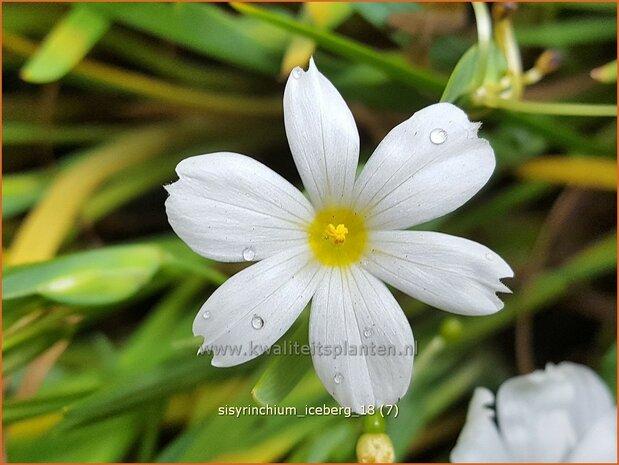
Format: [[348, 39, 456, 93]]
[[20, 5, 109, 83]]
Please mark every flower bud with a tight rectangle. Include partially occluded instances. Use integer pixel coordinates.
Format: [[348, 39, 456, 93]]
[[535, 50, 562, 74], [356, 433, 395, 463]]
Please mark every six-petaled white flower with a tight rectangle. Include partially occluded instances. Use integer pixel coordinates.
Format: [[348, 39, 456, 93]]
[[165, 59, 513, 413], [451, 362, 617, 463]]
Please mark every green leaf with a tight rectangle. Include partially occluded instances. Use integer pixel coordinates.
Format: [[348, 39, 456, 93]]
[[161, 387, 332, 462], [441, 42, 507, 103], [20, 5, 110, 83], [3, 245, 164, 305], [8, 413, 141, 462], [391, 350, 505, 458], [3, 121, 122, 146], [515, 18, 616, 47], [252, 314, 313, 405], [155, 237, 228, 285], [287, 422, 358, 462], [440, 45, 479, 103], [2, 170, 51, 219], [3, 328, 69, 376], [3, 381, 99, 424], [118, 278, 206, 371], [85, 2, 286, 75], [57, 356, 250, 431]]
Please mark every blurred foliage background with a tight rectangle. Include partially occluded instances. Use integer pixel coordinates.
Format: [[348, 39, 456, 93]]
[[2, 2, 617, 462]]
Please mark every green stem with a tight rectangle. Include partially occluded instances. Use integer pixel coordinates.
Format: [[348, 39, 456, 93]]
[[493, 4, 523, 98], [231, 2, 446, 94], [483, 94, 617, 117], [414, 336, 445, 375], [471, 2, 492, 88]]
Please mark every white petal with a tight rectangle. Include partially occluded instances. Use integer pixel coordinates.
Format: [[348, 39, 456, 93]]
[[193, 246, 323, 367], [568, 407, 617, 463], [353, 103, 495, 230], [363, 231, 513, 316], [450, 388, 512, 462], [165, 152, 314, 262], [496, 362, 615, 462], [284, 58, 359, 208], [309, 265, 414, 414]]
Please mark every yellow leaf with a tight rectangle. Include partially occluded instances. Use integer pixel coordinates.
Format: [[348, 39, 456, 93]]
[[516, 156, 617, 191], [279, 2, 352, 77], [7, 122, 203, 265], [306, 2, 353, 29], [9, 412, 63, 440]]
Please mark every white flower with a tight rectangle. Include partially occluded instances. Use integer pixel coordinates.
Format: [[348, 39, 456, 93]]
[[165, 59, 512, 413], [451, 362, 617, 463]]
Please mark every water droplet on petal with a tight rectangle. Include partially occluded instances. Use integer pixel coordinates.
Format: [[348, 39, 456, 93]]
[[251, 315, 264, 330], [202, 311, 211, 320], [334, 372, 344, 384], [291, 68, 303, 79], [242, 247, 255, 261], [363, 327, 374, 338], [430, 128, 447, 145]]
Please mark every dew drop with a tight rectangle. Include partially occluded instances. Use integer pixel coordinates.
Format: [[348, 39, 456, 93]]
[[202, 311, 211, 320], [363, 327, 374, 338], [242, 247, 255, 261], [430, 128, 447, 145], [334, 372, 344, 384], [291, 68, 303, 79], [251, 315, 264, 330]]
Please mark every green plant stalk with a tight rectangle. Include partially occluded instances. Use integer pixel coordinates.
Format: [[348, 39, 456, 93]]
[[483, 94, 617, 117], [472, 2, 492, 88], [3, 121, 124, 146], [136, 403, 164, 462], [493, 6, 523, 99], [3, 308, 75, 352], [231, 2, 446, 94]]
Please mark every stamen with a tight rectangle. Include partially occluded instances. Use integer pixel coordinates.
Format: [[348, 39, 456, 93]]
[[325, 223, 348, 245]]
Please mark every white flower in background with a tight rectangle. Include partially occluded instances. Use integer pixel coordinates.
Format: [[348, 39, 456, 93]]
[[451, 362, 617, 463], [165, 59, 512, 413]]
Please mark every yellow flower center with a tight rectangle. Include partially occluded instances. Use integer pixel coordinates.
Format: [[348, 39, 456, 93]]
[[308, 207, 367, 266]]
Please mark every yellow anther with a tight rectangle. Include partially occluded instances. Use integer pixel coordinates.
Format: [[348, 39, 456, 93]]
[[325, 223, 348, 245]]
